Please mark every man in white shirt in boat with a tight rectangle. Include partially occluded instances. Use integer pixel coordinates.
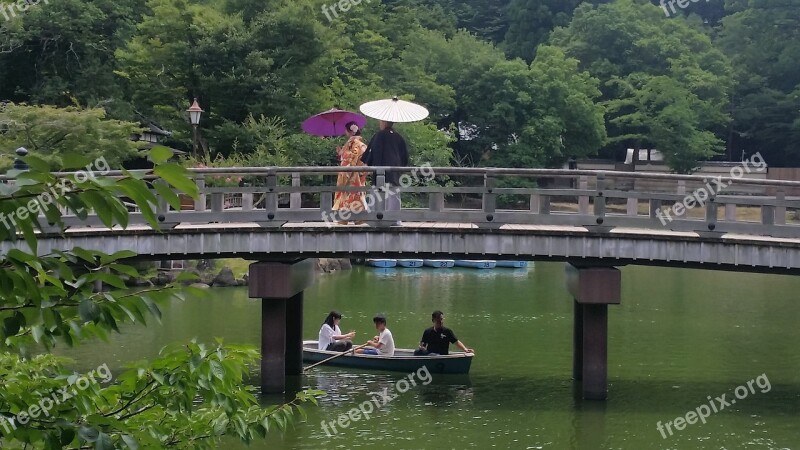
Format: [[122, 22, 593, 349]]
[[414, 310, 474, 356], [355, 315, 395, 356]]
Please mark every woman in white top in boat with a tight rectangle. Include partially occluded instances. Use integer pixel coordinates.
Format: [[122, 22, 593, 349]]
[[318, 311, 356, 351]]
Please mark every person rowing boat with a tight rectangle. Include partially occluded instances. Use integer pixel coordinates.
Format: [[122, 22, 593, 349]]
[[355, 315, 395, 356]]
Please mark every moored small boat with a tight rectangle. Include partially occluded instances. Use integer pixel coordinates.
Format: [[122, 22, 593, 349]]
[[495, 261, 530, 268], [302, 341, 473, 374], [423, 259, 455, 268], [454, 260, 497, 269], [367, 259, 397, 268], [397, 259, 423, 268]]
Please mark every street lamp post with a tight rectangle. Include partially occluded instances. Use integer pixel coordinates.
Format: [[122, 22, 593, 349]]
[[186, 98, 204, 160]]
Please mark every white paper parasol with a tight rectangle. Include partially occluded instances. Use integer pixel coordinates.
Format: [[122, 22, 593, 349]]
[[359, 96, 429, 123]]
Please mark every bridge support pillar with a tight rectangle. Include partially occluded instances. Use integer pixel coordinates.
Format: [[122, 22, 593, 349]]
[[285, 293, 304, 376], [566, 264, 621, 400], [249, 259, 316, 394]]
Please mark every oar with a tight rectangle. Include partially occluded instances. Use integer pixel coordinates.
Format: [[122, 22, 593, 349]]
[[303, 343, 370, 372]]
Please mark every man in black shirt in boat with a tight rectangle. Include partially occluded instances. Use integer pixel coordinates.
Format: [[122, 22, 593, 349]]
[[414, 310, 474, 356]]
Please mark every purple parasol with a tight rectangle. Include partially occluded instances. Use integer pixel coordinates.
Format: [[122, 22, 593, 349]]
[[302, 108, 367, 137]]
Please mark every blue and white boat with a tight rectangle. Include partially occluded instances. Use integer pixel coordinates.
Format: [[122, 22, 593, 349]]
[[495, 261, 530, 268], [367, 259, 397, 268], [454, 260, 497, 269], [397, 259, 423, 268], [423, 259, 455, 268]]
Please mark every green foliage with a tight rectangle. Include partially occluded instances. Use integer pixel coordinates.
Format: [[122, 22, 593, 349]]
[[0, 104, 144, 169], [0, 150, 318, 448], [2, 0, 799, 170], [550, 0, 733, 172], [717, 1, 800, 165], [504, 0, 611, 62], [605, 75, 723, 173], [0, 343, 324, 449], [0, 0, 144, 110]]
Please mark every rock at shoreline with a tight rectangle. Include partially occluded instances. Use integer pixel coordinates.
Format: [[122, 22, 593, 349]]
[[315, 258, 354, 273], [127, 277, 153, 287], [190, 283, 211, 289], [211, 267, 238, 287], [150, 271, 176, 286], [180, 270, 202, 285]]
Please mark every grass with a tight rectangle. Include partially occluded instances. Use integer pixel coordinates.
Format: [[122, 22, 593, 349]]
[[214, 258, 252, 278]]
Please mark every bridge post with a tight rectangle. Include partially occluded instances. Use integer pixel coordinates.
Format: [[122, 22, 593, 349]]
[[481, 172, 499, 228], [195, 176, 206, 212], [578, 176, 589, 215], [675, 181, 687, 218], [285, 292, 304, 376], [776, 189, 786, 225], [290, 173, 301, 210], [373, 169, 389, 226], [248, 260, 316, 393], [566, 264, 621, 400]]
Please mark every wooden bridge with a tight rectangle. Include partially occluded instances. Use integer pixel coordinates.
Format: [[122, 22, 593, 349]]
[[4, 166, 800, 400]]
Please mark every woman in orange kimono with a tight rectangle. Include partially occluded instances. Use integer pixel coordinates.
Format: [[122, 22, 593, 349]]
[[333, 121, 367, 224]]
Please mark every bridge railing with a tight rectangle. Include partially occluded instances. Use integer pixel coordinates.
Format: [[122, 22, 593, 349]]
[[6, 166, 800, 238]]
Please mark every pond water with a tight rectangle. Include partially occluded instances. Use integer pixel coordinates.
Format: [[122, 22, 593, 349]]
[[59, 262, 800, 449]]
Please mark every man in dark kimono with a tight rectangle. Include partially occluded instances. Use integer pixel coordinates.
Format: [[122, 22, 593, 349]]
[[361, 121, 409, 223]]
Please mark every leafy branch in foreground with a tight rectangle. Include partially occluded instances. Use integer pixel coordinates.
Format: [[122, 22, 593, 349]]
[[0, 343, 324, 449], [0, 147, 320, 448]]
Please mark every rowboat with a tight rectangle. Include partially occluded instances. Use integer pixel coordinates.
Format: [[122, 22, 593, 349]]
[[397, 259, 424, 268], [302, 341, 473, 374], [454, 260, 497, 269], [423, 259, 455, 268], [367, 259, 396, 268], [495, 261, 530, 268]]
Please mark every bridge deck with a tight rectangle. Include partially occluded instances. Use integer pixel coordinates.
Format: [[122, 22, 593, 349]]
[[58, 221, 800, 245], [2, 221, 796, 275], [5, 166, 800, 273]]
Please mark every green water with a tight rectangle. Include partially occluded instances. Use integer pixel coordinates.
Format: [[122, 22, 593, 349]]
[[58, 263, 800, 449]]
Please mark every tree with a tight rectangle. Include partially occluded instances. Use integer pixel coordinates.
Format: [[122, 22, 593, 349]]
[[0, 147, 318, 448], [0, 103, 144, 170], [461, 46, 606, 168], [550, 0, 733, 172], [0, 0, 144, 112], [503, 0, 611, 62], [717, 0, 800, 165], [605, 75, 723, 173]]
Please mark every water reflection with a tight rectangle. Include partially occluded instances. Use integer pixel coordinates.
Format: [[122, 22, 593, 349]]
[[59, 263, 800, 450], [363, 266, 535, 281], [305, 368, 474, 417], [372, 268, 398, 277], [418, 374, 474, 407]]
